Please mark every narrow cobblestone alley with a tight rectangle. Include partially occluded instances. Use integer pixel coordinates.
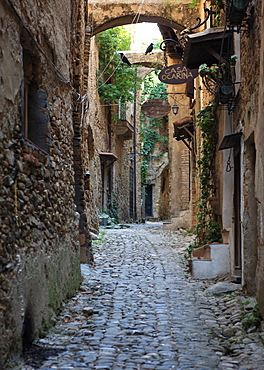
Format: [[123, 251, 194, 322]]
[[22, 224, 264, 370]]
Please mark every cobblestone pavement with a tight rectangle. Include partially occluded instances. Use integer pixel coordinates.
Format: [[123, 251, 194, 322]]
[[22, 223, 264, 370]]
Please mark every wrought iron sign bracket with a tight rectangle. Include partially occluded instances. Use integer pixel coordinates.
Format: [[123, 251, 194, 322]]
[[190, 8, 216, 31], [160, 39, 180, 52]]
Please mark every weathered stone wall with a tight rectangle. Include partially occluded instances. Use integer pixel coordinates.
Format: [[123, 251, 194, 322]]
[[232, 0, 264, 315], [85, 37, 142, 223], [114, 136, 132, 221], [86, 36, 111, 216], [0, 0, 82, 366], [72, 0, 94, 263], [158, 165, 171, 220], [145, 114, 170, 221], [85, 0, 201, 228]]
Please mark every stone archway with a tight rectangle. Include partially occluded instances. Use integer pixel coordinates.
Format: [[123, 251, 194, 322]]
[[87, 0, 199, 36], [84, 0, 199, 228]]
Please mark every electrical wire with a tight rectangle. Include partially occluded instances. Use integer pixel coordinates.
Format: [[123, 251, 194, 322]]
[[4, 0, 83, 102], [95, 0, 147, 90], [96, 0, 146, 83]]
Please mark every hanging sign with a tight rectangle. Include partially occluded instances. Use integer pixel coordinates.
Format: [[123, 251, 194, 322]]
[[158, 64, 198, 85], [141, 98, 171, 118]]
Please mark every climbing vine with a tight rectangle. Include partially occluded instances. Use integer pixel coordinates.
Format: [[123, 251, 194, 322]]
[[140, 72, 168, 186], [96, 27, 141, 104], [189, 0, 199, 8], [198, 55, 237, 97], [189, 0, 221, 27], [195, 102, 222, 246], [140, 116, 166, 185]]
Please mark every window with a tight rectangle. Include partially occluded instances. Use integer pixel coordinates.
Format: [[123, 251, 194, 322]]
[[22, 48, 50, 153]]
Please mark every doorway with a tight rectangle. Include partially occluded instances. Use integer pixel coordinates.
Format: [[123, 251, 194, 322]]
[[145, 185, 153, 217]]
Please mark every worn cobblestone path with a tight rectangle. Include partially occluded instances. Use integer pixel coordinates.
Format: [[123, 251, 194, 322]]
[[22, 223, 264, 370]]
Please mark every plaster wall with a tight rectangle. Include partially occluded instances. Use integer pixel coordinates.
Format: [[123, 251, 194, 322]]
[[192, 244, 230, 279], [221, 111, 234, 232]]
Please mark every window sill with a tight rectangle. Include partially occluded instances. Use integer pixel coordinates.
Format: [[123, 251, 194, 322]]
[[23, 138, 49, 167]]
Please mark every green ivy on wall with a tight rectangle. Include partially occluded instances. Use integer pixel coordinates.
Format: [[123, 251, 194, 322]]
[[189, 0, 221, 26], [140, 116, 163, 185], [189, 0, 199, 8], [96, 27, 141, 104], [195, 102, 222, 246], [140, 72, 168, 186]]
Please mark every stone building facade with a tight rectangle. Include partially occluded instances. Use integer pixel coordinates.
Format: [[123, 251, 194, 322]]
[[92, 0, 264, 322], [1, 3, 199, 363], [231, 0, 264, 316], [87, 0, 200, 227], [0, 0, 90, 366], [2, 0, 264, 366], [85, 36, 142, 223], [182, 0, 264, 317]]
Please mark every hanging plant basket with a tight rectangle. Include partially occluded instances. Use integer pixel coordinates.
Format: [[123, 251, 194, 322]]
[[199, 61, 237, 104]]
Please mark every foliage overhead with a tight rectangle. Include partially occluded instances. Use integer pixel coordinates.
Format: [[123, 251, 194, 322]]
[[140, 72, 168, 186], [97, 27, 141, 104], [141, 37, 163, 50], [141, 71, 167, 101], [189, 0, 199, 8]]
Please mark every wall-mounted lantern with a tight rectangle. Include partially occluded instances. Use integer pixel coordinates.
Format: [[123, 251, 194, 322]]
[[227, 0, 250, 29], [190, 8, 216, 31], [160, 39, 180, 52], [172, 104, 179, 116]]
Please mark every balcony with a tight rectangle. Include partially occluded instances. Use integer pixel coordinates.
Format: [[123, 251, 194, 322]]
[[115, 101, 134, 140]]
